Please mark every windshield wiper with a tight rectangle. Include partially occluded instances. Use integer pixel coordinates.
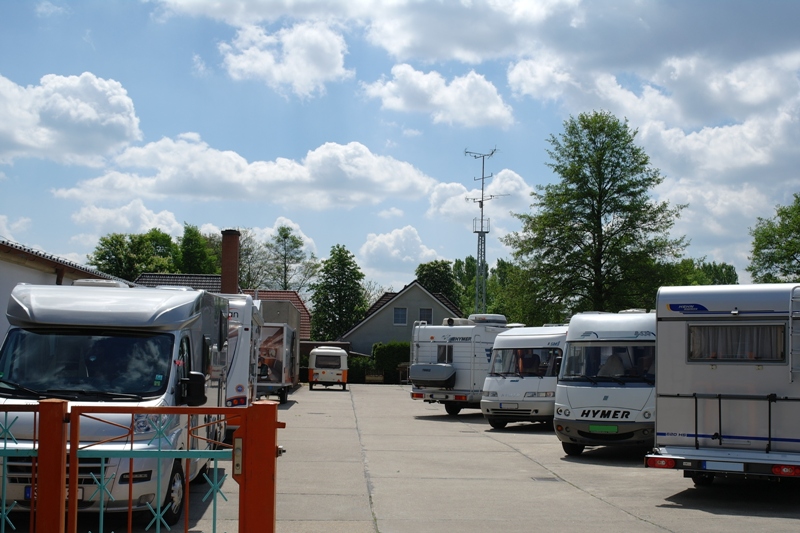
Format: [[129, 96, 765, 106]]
[[574, 374, 598, 384], [0, 379, 43, 397], [46, 389, 144, 401]]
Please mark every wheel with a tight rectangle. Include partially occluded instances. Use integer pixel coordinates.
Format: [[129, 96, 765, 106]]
[[562, 442, 585, 456], [342, 383, 347, 391], [278, 389, 288, 404], [444, 403, 461, 416], [308, 382, 314, 390], [488, 419, 507, 430], [691, 472, 715, 487], [161, 460, 185, 526]]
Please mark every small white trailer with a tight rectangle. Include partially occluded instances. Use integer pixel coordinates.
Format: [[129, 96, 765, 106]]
[[481, 325, 568, 429], [409, 314, 509, 416], [554, 311, 656, 456], [645, 284, 800, 485]]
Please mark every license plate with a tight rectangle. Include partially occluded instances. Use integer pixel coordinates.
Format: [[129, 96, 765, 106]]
[[589, 425, 618, 434], [703, 461, 744, 472], [499, 403, 518, 409], [25, 485, 84, 501]]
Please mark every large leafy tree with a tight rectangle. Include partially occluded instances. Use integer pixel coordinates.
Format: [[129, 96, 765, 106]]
[[179, 223, 218, 274], [87, 228, 178, 281], [415, 260, 459, 305], [504, 110, 687, 313], [747, 193, 800, 283], [237, 228, 271, 289], [452, 257, 476, 313], [264, 225, 320, 292], [310, 245, 367, 341]]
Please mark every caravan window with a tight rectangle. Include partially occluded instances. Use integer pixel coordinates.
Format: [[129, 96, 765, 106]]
[[437, 345, 453, 364], [688, 323, 785, 362]]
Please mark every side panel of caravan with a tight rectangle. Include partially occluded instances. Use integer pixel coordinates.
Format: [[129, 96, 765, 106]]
[[646, 284, 800, 485]]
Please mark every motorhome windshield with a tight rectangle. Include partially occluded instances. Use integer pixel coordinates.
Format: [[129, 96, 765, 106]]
[[490, 347, 561, 377], [561, 342, 655, 382], [0, 328, 173, 399]]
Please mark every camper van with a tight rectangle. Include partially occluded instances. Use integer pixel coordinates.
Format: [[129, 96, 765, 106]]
[[646, 284, 800, 485], [554, 311, 656, 456], [481, 325, 568, 429], [0, 282, 228, 524], [221, 294, 263, 429], [409, 314, 509, 416], [308, 346, 348, 390], [256, 301, 301, 404]]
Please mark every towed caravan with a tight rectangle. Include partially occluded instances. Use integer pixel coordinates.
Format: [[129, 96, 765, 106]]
[[0, 282, 227, 524], [646, 284, 800, 485], [554, 311, 656, 456], [409, 314, 509, 416], [481, 325, 567, 429]]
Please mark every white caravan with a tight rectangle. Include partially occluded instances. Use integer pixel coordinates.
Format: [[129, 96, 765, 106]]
[[554, 311, 656, 456], [481, 325, 568, 429], [409, 314, 508, 416], [220, 294, 263, 432], [0, 282, 227, 525], [256, 322, 299, 404], [646, 284, 800, 485]]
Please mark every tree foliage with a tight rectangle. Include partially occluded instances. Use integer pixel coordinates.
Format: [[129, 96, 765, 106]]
[[452, 257, 476, 314], [264, 225, 320, 292], [178, 223, 217, 274], [87, 229, 179, 281], [747, 193, 800, 283], [415, 260, 460, 306], [504, 110, 687, 313], [310, 245, 367, 341], [237, 228, 271, 289]]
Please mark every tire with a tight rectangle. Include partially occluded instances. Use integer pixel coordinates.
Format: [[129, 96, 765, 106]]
[[308, 382, 314, 390], [278, 389, 288, 404], [562, 442, 585, 456], [444, 403, 461, 416], [691, 472, 715, 487], [488, 419, 507, 430], [161, 460, 185, 526], [342, 383, 347, 391]]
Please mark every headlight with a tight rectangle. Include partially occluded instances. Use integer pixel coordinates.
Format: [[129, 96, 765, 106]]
[[133, 412, 173, 434], [484, 391, 498, 398], [524, 391, 555, 398], [643, 410, 652, 420]]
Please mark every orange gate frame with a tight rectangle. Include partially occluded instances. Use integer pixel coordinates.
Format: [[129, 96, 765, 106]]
[[5, 400, 284, 533]]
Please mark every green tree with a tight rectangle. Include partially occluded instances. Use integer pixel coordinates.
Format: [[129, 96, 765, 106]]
[[415, 260, 459, 305], [487, 260, 569, 326], [179, 223, 217, 274], [238, 228, 271, 289], [310, 245, 368, 341], [699, 260, 739, 285], [747, 193, 800, 283], [264, 225, 320, 292], [87, 229, 179, 281], [504, 110, 687, 313], [453, 257, 476, 315]]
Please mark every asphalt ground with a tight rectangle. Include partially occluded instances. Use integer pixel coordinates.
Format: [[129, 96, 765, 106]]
[[21, 383, 800, 532]]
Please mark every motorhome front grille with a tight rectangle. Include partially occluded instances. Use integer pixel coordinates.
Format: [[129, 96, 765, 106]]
[[577, 430, 635, 442], [489, 409, 535, 416], [5, 456, 109, 485]]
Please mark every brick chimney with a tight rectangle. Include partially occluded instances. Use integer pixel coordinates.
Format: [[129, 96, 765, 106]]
[[221, 229, 240, 294]]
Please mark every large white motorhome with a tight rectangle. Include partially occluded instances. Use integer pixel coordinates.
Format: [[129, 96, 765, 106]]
[[0, 282, 228, 524], [645, 284, 800, 485], [409, 314, 509, 416], [220, 294, 263, 431], [554, 311, 656, 456], [481, 325, 568, 429]]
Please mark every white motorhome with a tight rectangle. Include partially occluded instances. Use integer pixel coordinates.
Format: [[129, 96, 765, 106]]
[[409, 314, 509, 416], [0, 282, 227, 525], [554, 311, 656, 456], [220, 294, 263, 426], [256, 322, 299, 404], [481, 325, 568, 429], [645, 284, 800, 485]]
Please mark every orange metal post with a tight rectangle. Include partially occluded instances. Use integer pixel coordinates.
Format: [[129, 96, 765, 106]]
[[232, 400, 285, 533], [36, 399, 68, 533]]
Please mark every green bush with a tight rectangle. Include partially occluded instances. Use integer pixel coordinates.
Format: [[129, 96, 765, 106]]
[[372, 341, 411, 384], [347, 354, 372, 383]]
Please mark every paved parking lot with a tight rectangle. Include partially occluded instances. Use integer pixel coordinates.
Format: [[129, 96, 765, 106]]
[[39, 383, 800, 532]]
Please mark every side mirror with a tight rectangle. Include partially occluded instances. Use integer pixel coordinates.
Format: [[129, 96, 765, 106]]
[[181, 371, 207, 406]]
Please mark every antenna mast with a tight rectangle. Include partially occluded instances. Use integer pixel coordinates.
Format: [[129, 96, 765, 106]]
[[465, 148, 502, 314]]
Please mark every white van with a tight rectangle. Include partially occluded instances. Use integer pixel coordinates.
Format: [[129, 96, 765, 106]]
[[308, 346, 348, 390], [481, 325, 567, 429], [0, 282, 227, 525]]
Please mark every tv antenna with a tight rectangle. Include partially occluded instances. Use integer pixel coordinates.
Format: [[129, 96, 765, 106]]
[[465, 148, 505, 314]]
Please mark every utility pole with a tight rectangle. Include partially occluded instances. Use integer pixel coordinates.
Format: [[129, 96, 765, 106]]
[[465, 148, 503, 314]]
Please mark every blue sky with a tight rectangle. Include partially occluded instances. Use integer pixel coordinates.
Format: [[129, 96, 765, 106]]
[[2, 1, 800, 291]]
